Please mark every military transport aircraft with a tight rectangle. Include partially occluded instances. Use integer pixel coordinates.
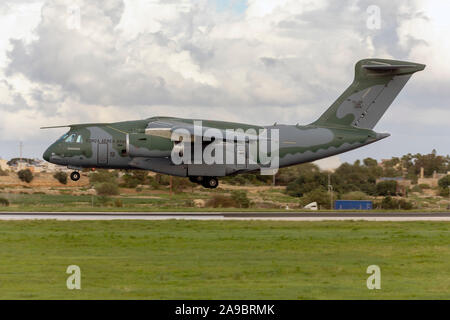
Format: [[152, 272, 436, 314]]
[[42, 59, 425, 188]]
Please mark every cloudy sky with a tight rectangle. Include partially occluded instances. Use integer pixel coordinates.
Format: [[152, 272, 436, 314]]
[[0, 0, 449, 165]]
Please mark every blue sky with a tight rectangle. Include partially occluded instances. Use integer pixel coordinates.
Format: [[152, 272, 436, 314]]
[[211, 0, 247, 14]]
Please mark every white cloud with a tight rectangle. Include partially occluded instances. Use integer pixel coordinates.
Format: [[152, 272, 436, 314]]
[[0, 0, 448, 160]]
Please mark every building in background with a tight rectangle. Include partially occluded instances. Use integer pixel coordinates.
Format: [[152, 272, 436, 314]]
[[417, 167, 447, 187]]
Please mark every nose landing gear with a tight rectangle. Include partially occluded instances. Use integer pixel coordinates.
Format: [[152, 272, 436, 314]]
[[70, 171, 81, 181]]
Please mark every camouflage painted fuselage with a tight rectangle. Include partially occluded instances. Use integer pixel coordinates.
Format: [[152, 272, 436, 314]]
[[43, 58, 425, 178]]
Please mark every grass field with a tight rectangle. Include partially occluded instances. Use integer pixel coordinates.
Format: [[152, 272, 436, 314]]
[[0, 220, 448, 299]]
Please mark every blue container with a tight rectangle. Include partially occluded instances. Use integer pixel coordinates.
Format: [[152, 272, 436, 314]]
[[334, 200, 373, 210]]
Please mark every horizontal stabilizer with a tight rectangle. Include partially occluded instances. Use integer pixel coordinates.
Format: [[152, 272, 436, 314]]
[[362, 64, 421, 71]]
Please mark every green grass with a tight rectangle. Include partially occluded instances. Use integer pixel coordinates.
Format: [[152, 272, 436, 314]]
[[1, 192, 448, 212], [0, 220, 448, 299], [0, 193, 200, 211]]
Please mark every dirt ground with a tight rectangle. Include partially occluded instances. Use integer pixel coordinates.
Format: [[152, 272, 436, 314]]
[[0, 172, 90, 188]]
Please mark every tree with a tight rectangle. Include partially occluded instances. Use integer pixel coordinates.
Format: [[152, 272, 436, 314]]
[[438, 175, 450, 189], [286, 170, 328, 197], [301, 187, 331, 209], [438, 175, 450, 197], [411, 152, 448, 177], [53, 171, 68, 184], [376, 181, 397, 196], [7, 158, 34, 166], [17, 169, 33, 183], [276, 163, 321, 186], [332, 162, 380, 195], [363, 158, 378, 167]]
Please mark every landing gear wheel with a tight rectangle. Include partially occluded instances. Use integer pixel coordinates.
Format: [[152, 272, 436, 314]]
[[202, 177, 218, 189], [70, 171, 81, 181]]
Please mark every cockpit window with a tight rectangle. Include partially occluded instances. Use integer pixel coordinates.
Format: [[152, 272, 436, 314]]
[[65, 134, 77, 143], [66, 133, 77, 142], [64, 133, 84, 143], [59, 134, 69, 141]]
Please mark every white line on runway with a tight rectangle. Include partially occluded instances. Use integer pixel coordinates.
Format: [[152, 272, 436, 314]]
[[0, 214, 449, 221]]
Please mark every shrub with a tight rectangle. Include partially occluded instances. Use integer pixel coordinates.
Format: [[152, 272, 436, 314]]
[[411, 185, 422, 193], [418, 184, 430, 189], [0, 169, 8, 176], [0, 197, 9, 206], [53, 171, 68, 184], [397, 199, 414, 210], [380, 196, 414, 210], [230, 190, 251, 208], [120, 171, 149, 188], [114, 199, 123, 207], [154, 174, 170, 185], [184, 199, 195, 207], [149, 175, 194, 192], [95, 182, 119, 196], [96, 196, 111, 206], [89, 170, 118, 184], [120, 175, 140, 188], [439, 187, 449, 197], [341, 191, 370, 200], [148, 176, 161, 190], [206, 195, 237, 208], [17, 169, 33, 183], [222, 174, 271, 186]]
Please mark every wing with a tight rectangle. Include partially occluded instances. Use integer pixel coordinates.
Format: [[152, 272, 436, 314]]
[[144, 118, 268, 142], [40, 125, 71, 129]]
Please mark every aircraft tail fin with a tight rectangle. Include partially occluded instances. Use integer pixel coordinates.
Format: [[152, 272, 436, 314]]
[[312, 59, 425, 129]]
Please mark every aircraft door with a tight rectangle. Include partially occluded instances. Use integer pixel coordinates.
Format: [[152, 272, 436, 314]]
[[97, 142, 108, 165]]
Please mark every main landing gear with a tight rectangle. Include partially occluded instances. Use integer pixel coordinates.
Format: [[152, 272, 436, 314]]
[[70, 171, 81, 181], [189, 176, 219, 189]]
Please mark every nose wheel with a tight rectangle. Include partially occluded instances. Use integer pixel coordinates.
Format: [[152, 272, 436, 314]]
[[70, 171, 81, 181]]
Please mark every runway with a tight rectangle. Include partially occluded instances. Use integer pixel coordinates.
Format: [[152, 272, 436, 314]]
[[0, 212, 449, 221]]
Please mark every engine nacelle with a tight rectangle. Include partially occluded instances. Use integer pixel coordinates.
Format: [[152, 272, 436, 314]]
[[127, 133, 173, 158]]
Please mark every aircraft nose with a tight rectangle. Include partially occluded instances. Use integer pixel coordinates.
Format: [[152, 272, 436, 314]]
[[43, 146, 52, 162]]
